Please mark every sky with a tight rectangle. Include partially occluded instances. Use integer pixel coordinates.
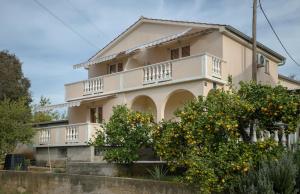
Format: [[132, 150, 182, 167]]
[[0, 0, 300, 105]]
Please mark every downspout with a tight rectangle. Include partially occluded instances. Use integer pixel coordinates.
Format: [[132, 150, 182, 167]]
[[278, 58, 286, 66]]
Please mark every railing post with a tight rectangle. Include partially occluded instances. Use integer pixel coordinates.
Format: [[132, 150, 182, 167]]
[[251, 126, 257, 142], [282, 130, 286, 147], [260, 131, 264, 141], [274, 130, 279, 143], [266, 131, 271, 139]]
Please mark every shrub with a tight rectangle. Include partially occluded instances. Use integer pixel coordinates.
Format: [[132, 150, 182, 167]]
[[147, 165, 168, 180], [90, 105, 154, 164], [152, 84, 294, 193], [230, 152, 297, 194]]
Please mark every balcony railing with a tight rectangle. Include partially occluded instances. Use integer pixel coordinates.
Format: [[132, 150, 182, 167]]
[[65, 53, 224, 101], [34, 123, 101, 147], [212, 56, 222, 78], [83, 76, 103, 95], [66, 125, 79, 143], [143, 61, 172, 84], [39, 129, 50, 145]]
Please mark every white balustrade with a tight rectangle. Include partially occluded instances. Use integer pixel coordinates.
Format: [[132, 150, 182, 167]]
[[39, 129, 50, 144], [143, 62, 172, 84], [84, 77, 104, 95], [212, 56, 222, 78], [66, 125, 79, 143]]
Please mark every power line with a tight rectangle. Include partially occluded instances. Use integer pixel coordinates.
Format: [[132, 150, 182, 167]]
[[64, 0, 108, 39], [258, 0, 300, 67], [32, 0, 99, 49]]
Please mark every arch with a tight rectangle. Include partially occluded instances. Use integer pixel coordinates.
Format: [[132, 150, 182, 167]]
[[164, 89, 196, 120], [131, 95, 157, 121]]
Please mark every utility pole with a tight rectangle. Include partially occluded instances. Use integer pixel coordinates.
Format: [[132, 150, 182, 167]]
[[252, 0, 257, 82], [250, 0, 258, 142]]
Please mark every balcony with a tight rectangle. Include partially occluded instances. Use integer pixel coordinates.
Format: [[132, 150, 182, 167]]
[[65, 53, 224, 101], [34, 123, 102, 147]]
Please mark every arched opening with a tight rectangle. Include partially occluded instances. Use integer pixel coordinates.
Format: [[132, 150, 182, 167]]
[[131, 95, 157, 121], [164, 89, 196, 120]]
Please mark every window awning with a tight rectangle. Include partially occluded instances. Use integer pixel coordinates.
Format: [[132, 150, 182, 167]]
[[35, 100, 81, 112], [73, 28, 192, 69]]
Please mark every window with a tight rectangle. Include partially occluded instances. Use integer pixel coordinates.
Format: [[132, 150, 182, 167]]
[[97, 107, 103, 123], [109, 64, 116, 74], [117, 63, 123, 72], [181, 45, 190, 57], [171, 48, 179, 60], [265, 60, 270, 74], [90, 108, 96, 123], [90, 107, 103, 123], [109, 63, 123, 74], [213, 82, 217, 89]]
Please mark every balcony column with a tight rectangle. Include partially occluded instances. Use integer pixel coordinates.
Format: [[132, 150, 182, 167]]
[[201, 54, 208, 77]]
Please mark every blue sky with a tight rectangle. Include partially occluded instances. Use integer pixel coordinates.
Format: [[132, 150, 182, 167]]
[[0, 0, 299, 105]]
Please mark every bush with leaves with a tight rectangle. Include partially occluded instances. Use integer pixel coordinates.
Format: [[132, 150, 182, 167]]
[[0, 98, 34, 160], [90, 105, 154, 164], [230, 152, 297, 194], [32, 96, 63, 123], [153, 84, 293, 193], [238, 82, 300, 135]]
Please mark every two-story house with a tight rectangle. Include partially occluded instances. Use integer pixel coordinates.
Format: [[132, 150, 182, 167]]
[[34, 17, 300, 164]]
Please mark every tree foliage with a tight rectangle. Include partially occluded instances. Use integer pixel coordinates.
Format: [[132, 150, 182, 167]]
[[32, 96, 63, 123], [0, 50, 31, 104], [91, 105, 154, 164], [153, 82, 298, 193], [239, 82, 300, 134], [0, 98, 34, 160]]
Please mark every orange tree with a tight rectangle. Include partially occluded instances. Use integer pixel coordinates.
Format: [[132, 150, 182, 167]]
[[153, 82, 299, 193], [238, 82, 299, 135], [90, 105, 154, 164]]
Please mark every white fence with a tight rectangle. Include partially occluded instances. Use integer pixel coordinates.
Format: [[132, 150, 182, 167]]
[[246, 124, 298, 149]]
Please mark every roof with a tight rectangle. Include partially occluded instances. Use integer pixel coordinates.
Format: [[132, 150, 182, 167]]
[[278, 74, 300, 85], [87, 16, 285, 63]]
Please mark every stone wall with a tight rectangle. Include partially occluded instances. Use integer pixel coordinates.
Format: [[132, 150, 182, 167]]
[[35, 146, 96, 167], [66, 162, 166, 177], [0, 171, 196, 194]]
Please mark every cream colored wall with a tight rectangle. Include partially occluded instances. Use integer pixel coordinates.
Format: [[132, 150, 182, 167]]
[[65, 54, 214, 102], [222, 35, 279, 86], [131, 96, 157, 120], [164, 90, 195, 120], [191, 31, 223, 58], [65, 82, 84, 101], [68, 80, 205, 123], [68, 105, 89, 124], [88, 32, 223, 79], [100, 22, 189, 57], [88, 61, 108, 78], [278, 77, 300, 90]]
